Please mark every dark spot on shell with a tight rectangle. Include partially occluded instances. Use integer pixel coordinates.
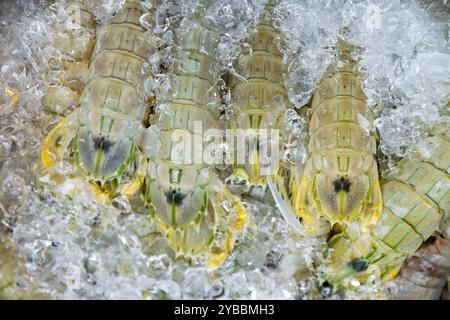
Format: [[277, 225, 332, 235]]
[[55, 136, 62, 147], [349, 258, 368, 272], [93, 136, 113, 153], [333, 176, 351, 193], [165, 190, 186, 206]]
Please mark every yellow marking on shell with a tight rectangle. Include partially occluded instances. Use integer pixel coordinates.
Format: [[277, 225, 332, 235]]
[[207, 230, 238, 269], [116, 152, 148, 200], [223, 185, 248, 230], [88, 181, 112, 205], [40, 117, 71, 169], [362, 178, 382, 232], [160, 226, 178, 253], [226, 229, 236, 251], [118, 174, 144, 198], [289, 171, 300, 210], [250, 151, 260, 184], [206, 185, 249, 269], [166, 227, 173, 236], [297, 176, 317, 227], [337, 189, 347, 220], [298, 208, 315, 226], [207, 251, 228, 269], [4, 88, 19, 104], [233, 201, 248, 230], [158, 223, 170, 233], [383, 264, 402, 282]]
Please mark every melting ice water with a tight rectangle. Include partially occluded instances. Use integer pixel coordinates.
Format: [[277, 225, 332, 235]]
[[0, 0, 449, 299]]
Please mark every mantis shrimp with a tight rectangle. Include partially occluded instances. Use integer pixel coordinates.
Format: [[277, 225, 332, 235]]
[[143, 1, 247, 267], [289, 41, 382, 236], [326, 126, 449, 295], [40, 0, 153, 204], [268, 41, 381, 238], [225, 1, 291, 201]]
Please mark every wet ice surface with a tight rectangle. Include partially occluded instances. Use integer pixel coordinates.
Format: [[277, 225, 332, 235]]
[[0, 0, 449, 299]]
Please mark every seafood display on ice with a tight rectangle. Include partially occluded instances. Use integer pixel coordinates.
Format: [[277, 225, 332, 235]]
[[0, 0, 449, 300]]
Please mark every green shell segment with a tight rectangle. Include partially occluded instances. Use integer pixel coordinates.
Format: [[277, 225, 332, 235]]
[[144, 11, 228, 256], [74, 0, 150, 182]]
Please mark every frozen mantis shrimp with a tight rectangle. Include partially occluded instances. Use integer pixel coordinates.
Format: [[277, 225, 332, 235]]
[[40, 0, 154, 204], [290, 42, 382, 236], [268, 41, 381, 246], [1, 0, 155, 300], [143, 1, 247, 267], [267, 38, 449, 297], [326, 126, 449, 296], [225, 1, 291, 201]]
